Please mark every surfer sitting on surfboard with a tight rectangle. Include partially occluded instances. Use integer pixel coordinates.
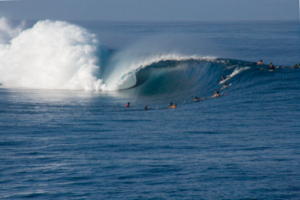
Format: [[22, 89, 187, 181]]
[[260, 63, 276, 70], [268, 63, 275, 70], [125, 102, 130, 107], [194, 96, 200, 102], [168, 103, 173, 108], [212, 91, 220, 98]]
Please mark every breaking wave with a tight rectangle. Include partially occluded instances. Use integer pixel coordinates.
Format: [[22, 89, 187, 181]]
[[0, 18, 255, 95]]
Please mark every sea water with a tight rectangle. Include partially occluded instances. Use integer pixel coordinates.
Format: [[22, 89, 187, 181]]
[[0, 19, 300, 199]]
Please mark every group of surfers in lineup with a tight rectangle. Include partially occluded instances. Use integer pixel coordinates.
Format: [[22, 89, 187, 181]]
[[125, 90, 221, 110], [256, 60, 300, 69], [125, 59, 299, 109], [125, 102, 178, 109]]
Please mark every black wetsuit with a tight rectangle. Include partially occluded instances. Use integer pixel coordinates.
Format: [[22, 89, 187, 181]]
[[269, 65, 275, 70]]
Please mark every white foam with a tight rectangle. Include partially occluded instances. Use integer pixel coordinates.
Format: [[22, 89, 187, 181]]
[[0, 18, 107, 90]]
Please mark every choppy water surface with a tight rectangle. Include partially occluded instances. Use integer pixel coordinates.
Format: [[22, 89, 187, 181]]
[[0, 20, 300, 199]]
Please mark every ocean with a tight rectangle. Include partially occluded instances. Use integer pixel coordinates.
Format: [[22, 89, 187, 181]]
[[0, 19, 300, 199]]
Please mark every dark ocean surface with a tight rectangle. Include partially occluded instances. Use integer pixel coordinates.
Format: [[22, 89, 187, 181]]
[[0, 20, 300, 199]]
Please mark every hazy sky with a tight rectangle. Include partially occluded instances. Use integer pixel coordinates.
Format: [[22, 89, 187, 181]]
[[0, 0, 299, 21]]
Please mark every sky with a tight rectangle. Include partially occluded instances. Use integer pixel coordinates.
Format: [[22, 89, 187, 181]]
[[0, 0, 299, 21]]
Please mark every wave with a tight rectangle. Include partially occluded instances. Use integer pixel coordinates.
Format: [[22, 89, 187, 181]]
[[122, 58, 255, 97], [104, 53, 216, 90], [0, 18, 257, 96]]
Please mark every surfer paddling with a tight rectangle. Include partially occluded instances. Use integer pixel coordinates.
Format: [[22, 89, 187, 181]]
[[221, 83, 229, 90], [168, 103, 177, 109], [268, 63, 276, 70], [256, 60, 263, 65], [220, 75, 230, 83], [212, 91, 220, 98]]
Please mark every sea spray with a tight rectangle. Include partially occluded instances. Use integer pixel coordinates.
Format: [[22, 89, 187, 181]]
[[0, 18, 25, 44], [0, 18, 107, 90]]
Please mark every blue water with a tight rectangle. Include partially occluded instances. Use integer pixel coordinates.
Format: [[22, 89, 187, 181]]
[[1, 20, 300, 199]]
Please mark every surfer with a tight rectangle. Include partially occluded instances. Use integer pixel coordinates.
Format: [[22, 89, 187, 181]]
[[257, 60, 263, 65], [125, 102, 130, 107], [144, 105, 148, 110], [168, 103, 177, 108], [168, 103, 173, 108], [291, 64, 298, 68], [212, 91, 220, 98], [221, 83, 228, 90], [194, 96, 200, 102], [221, 75, 230, 82], [261, 63, 275, 70], [220, 75, 230, 84], [268, 63, 275, 70]]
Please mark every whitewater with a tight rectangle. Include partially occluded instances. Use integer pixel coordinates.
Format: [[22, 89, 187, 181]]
[[0, 18, 107, 90]]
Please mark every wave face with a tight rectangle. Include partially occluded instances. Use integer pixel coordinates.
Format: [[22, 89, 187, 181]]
[[103, 53, 216, 90], [120, 57, 253, 98], [0, 18, 107, 90]]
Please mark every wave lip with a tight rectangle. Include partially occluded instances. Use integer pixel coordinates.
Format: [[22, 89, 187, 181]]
[[0, 19, 107, 91]]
